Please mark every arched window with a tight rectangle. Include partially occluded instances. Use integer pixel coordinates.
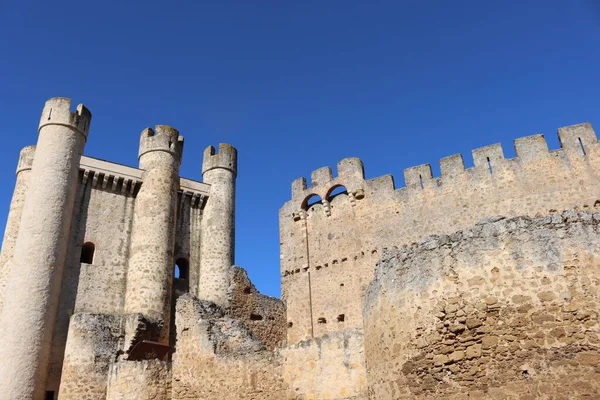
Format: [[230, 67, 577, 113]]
[[302, 194, 323, 211], [174, 258, 189, 280], [80, 242, 95, 264], [326, 185, 348, 201]]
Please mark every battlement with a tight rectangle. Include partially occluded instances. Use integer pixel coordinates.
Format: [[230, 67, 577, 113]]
[[38, 97, 92, 139], [202, 143, 237, 177], [288, 123, 598, 213], [138, 125, 184, 161], [291, 157, 366, 209], [16, 146, 36, 175]]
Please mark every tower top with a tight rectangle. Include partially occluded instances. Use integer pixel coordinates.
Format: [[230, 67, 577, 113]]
[[138, 125, 184, 162], [202, 144, 237, 177], [16, 145, 36, 175], [38, 97, 92, 139]]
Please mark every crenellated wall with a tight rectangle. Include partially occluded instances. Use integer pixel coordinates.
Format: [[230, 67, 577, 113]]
[[280, 123, 600, 344]]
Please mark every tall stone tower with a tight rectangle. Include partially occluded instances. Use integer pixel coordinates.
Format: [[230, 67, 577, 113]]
[[0, 145, 35, 310], [199, 144, 237, 307], [124, 126, 183, 343], [0, 98, 91, 400]]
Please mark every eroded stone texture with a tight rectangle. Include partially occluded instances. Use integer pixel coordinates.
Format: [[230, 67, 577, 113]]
[[364, 212, 600, 399], [280, 329, 367, 399], [173, 294, 292, 399], [58, 313, 123, 399], [106, 360, 172, 400], [227, 266, 286, 350]]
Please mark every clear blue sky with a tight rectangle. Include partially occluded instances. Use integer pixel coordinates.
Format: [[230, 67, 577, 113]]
[[1, 1, 599, 298]]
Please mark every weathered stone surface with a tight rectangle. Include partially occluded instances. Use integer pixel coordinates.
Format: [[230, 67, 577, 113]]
[[364, 213, 600, 399]]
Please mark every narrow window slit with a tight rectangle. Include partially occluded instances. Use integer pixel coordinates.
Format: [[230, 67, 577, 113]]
[[419, 174, 424, 189], [578, 137, 587, 156], [80, 242, 95, 264], [47, 109, 52, 120], [487, 157, 493, 174]]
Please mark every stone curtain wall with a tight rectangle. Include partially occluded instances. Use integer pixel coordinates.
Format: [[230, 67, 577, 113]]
[[364, 212, 600, 399], [48, 174, 136, 393], [280, 328, 367, 399], [280, 123, 600, 344], [105, 360, 172, 400]]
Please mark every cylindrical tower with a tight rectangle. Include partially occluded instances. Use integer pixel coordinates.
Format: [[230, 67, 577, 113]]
[[124, 126, 183, 343], [0, 98, 91, 400], [0, 145, 36, 310], [199, 143, 237, 307]]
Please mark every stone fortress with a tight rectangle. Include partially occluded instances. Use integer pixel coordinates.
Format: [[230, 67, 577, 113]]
[[0, 97, 598, 400]]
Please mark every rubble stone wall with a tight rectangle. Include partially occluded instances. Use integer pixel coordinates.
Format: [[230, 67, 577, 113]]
[[364, 212, 600, 399]]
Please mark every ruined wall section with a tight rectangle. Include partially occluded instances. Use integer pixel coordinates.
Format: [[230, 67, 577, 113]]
[[227, 266, 286, 350], [58, 313, 124, 400], [364, 212, 600, 399], [280, 123, 600, 343], [172, 294, 292, 400]]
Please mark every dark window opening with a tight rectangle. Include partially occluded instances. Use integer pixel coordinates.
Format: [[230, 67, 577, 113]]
[[419, 174, 424, 189], [327, 185, 348, 201], [174, 258, 189, 280], [337, 314, 345, 322], [243, 286, 252, 294], [288, 321, 293, 328], [45, 391, 55, 400], [487, 157, 493, 174], [340, 283, 344, 287], [302, 194, 323, 210], [250, 313, 263, 321], [80, 242, 95, 264], [317, 317, 327, 324]]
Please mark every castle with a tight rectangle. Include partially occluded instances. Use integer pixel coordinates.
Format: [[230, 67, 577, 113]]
[[0, 97, 598, 399]]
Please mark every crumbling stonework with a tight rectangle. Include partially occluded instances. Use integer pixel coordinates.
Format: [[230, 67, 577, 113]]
[[172, 294, 292, 399], [227, 266, 286, 350], [364, 212, 600, 399]]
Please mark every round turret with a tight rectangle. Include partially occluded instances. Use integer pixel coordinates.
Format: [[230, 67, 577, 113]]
[[15, 145, 36, 175], [0, 97, 91, 399], [38, 97, 91, 140], [202, 143, 237, 177], [138, 125, 183, 166], [125, 125, 184, 343], [199, 143, 238, 307]]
